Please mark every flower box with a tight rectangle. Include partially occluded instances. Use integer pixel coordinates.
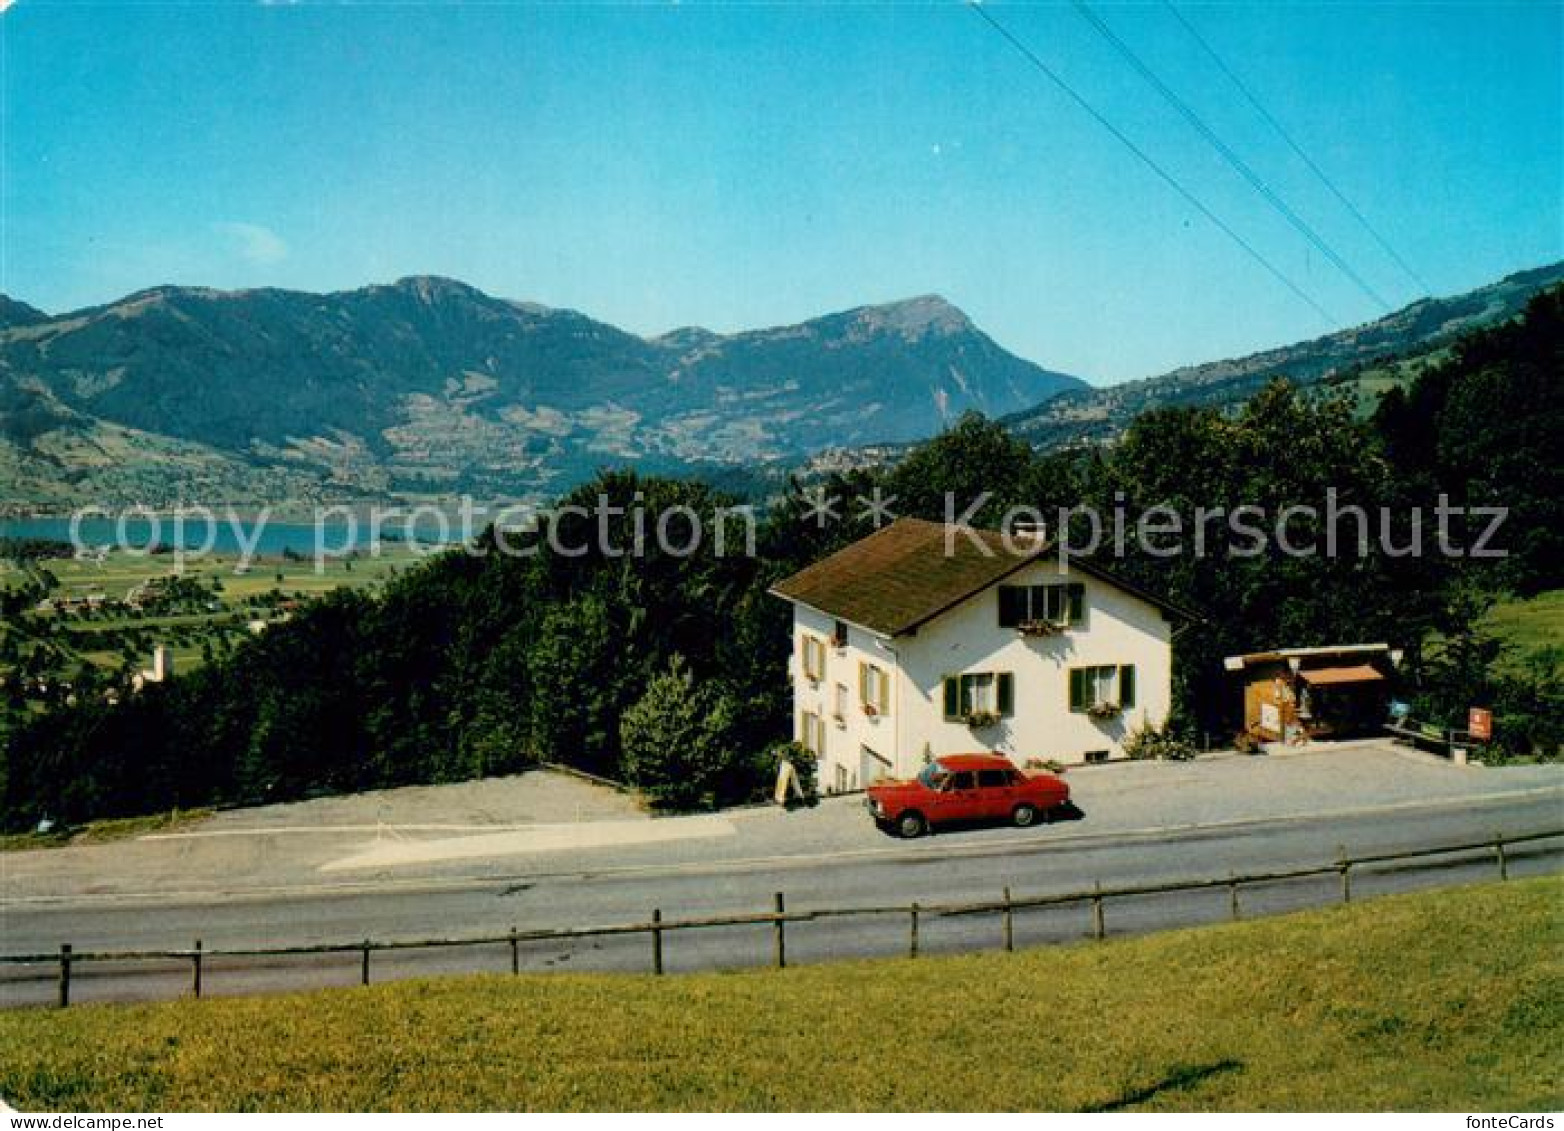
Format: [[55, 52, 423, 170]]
[[964, 709, 1001, 729], [1086, 702, 1122, 721], [1016, 619, 1062, 638]]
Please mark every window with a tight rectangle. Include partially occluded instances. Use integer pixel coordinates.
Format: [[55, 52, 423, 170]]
[[833, 682, 849, 723], [831, 620, 849, 649], [947, 771, 977, 791], [977, 768, 1013, 788], [998, 583, 1085, 628], [834, 764, 850, 793], [942, 672, 1015, 719], [1068, 665, 1137, 712], [799, 710, 826, 755], [918, 763, 949, 790], [859, 661, 890, 717], [800, 634, 826, 682], [1084, 749, 1110, 764]]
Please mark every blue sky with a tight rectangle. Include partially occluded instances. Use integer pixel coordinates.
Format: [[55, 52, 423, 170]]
[[3, 1, 1560, 383]]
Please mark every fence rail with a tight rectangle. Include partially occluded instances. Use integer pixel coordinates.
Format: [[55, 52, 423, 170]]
[[5, 828, 1558, 1008]]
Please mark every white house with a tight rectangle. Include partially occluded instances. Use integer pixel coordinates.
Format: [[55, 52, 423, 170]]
[[770, 518, 1191, 792]]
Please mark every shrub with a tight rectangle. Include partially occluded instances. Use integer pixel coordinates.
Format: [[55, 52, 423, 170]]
[[620, 656, 741, 810], [1123, 723, 1199, 762]]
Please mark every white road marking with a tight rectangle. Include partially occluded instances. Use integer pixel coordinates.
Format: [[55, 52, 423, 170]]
[[140, 820, 648, 841], [319, 816, 737, 872]]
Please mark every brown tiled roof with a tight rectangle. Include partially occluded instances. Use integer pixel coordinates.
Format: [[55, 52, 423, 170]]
[[768, 518, 1046, 636], [770, 517, 1196, 635]]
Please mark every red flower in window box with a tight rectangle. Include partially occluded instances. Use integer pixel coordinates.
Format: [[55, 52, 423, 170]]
[[1016, 619, 1061, 637]]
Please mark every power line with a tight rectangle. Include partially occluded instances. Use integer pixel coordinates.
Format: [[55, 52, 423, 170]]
[[1161, 0, 1431, 295], [1071, 0, 1393, 312], [966, 2, 1337, 325]]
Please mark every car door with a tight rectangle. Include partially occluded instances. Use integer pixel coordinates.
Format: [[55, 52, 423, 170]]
[[975, 768, 1016, 819], [926, 770, 973, 822]]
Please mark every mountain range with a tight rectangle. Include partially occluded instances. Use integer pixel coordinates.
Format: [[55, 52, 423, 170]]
[[3, 260, 1561, 512], [0, 279, 1081, 510]]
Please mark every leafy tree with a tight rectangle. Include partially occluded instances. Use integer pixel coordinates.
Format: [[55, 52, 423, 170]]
[[619, 656, 744, 809], [886, 411, 1033, 527]]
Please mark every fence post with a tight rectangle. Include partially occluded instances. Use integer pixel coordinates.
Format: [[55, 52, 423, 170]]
[[773, 892, 786, 970], [1228, 875, 1241, 922], [361, 940, 371, 986], [192, 939, 203, 999], [57, 944, 72, 1009], [1091, 883, 1106, 941], [1002, 887, 1014, 953], [509, 927, 519, 975], [1338, 848, 1352, 904], [909, 902, 920, 958], [1496, 832, 1509, 881], [651, 909, 664, 976]]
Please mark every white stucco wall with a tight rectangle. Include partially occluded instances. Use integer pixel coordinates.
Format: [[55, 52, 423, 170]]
[[789, 603, 902, 793], [789, 559, 1174, 789]]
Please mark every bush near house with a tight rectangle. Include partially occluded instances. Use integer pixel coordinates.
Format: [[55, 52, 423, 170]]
[[1122, 723, 1199, 762]]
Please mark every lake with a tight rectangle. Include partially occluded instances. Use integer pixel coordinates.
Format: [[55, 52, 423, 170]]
[[0, 516, 459, 557]]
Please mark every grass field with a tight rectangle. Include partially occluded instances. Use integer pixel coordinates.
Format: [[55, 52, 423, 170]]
[[1, 876, 1559, 1112], [0, 545, 429, 680], [1484, 590, 1564, 673], [1, 544, 427, 605]]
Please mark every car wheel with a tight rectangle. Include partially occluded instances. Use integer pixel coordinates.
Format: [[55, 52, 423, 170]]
[[1012, 803, 1039, 828], [896, 811, 927, 839]]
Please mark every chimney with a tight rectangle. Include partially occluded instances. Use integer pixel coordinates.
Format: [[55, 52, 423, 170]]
[[152, 645, 173, 682]]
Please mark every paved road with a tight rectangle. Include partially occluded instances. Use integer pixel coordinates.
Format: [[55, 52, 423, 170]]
[[3, 789, 1559, 1008]]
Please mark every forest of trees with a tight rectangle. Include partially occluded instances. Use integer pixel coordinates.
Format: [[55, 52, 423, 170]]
[[3, 289, 1559, 829]]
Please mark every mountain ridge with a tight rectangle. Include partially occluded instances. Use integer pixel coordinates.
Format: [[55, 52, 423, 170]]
[[1002, 260, 1564, 447], [0, 280, 1083, 509]]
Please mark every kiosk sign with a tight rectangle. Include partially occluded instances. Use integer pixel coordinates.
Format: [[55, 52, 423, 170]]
[[1468, 707, 1493, 742]]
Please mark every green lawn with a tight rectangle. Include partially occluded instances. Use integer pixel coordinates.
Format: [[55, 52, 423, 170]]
[[1, 545, 427, 679], [1484, 590, 1564, 673], [1, 876, 1559, 1111]]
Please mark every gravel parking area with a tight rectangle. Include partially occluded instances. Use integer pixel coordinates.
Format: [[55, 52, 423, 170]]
[[202, 767, 644, 831]]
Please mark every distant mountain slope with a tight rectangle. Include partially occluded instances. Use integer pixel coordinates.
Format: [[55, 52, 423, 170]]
[[0, 279, 1083, 509], [0, 297, 49, 330], [1004, 261, 1564, 449]]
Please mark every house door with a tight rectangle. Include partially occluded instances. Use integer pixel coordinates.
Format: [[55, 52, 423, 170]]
[[859, 746, 892, 788]]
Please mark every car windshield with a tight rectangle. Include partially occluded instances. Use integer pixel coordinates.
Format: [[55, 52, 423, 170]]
[[917, 764, 949, 790]]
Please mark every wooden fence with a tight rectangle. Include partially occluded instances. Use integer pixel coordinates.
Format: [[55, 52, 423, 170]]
[[6, 828, 1558, 1009]]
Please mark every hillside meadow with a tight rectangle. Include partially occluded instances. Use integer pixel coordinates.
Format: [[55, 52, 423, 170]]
[[1, 876, 1559, 1112]]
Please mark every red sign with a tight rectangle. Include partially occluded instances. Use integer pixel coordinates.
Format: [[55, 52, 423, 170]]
[[1468, 707, 1493, 742]]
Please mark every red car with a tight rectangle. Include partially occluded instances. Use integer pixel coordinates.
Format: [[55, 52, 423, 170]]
[[866, 753, 1069, 839]]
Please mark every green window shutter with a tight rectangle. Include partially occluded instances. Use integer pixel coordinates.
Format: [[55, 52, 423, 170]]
[[997, 586, 1023, 628], [1119, 665, 1136, 709], [943, 677, 959, 719], [997, 672, 1015, 716], [1069, 668, 1085, 712], [1068, 583, 1085, 624]]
